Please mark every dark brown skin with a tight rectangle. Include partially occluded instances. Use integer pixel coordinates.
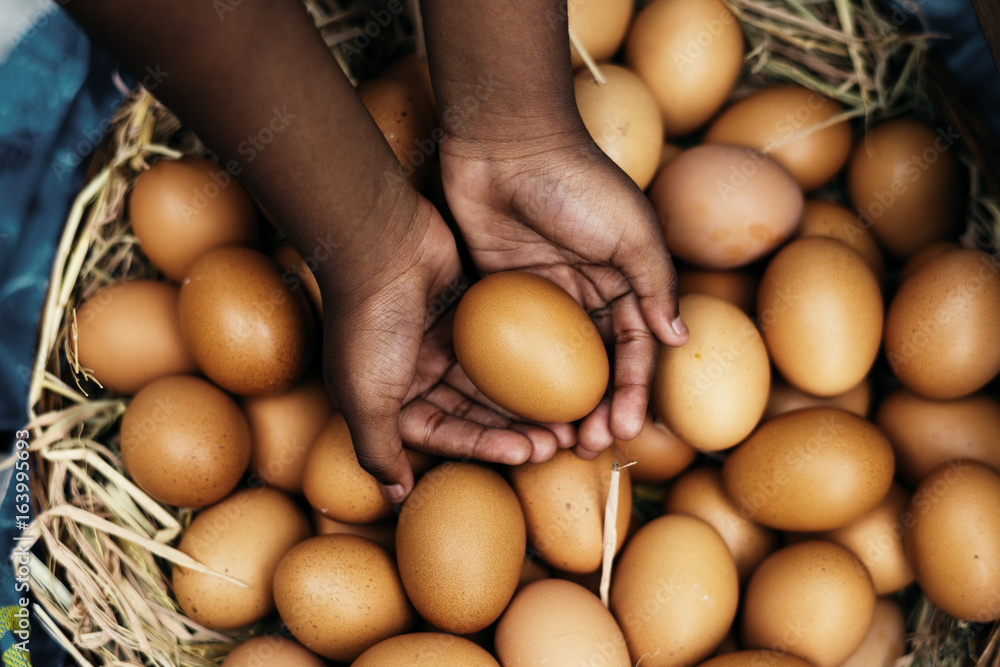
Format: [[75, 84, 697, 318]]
[[63, 0, 687, 502]]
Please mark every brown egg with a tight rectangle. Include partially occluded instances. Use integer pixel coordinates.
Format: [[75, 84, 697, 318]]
[[510, 448, 631, 573], [722, 408, 895, 531], [625, 0, 744, 136], [568, 0, 633, 67], [396, 463, 525, 634], [173, 488, 312, 630], [354, 632, 498, 666], [75, 280, 197, 394], [821, 483, 915, 594], [496, 579, 630, 665], [453, 271, 609, 423], [764, 376, 871, 420], [796, 199, 885, 282], [840, 598, 906, 667], [884, 249, 1000, 399], [272, 243, 322, 316], [574, 64, 663, 189], [899, 240, 960, 281], [698, 652, 813, 666], [611, 514, 739, 666], [613, 412, 697, 483], [120, 375, 250, 507], [179, 245, 314, 396], [242, 378, 332, 494], [741, 541, 875, 666], [704, 86, 852, 191], [313, 511, 396, 552], [677, 268, 757, 314], [302, 413, 394, 523], [222, 636, 325, 667], [384, 53, 436, 112], [875, 388, 1000, 483], [847, 118, 963, 257], [274, 534, 413, 660], [652, 294, 770, 451], [905, 461, 1000, 621], [758, 237, 882, 396], [665, 466, 778, 581], [650, 145, 803, 269], [358, 76, 436, 189], [129, 156, 259, 281]]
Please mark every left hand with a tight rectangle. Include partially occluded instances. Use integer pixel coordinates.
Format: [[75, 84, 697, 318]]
[[438, 126, 689, 457]]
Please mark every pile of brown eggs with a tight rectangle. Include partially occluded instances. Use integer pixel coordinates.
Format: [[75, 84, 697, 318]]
[[71, 0, 1000, 664]]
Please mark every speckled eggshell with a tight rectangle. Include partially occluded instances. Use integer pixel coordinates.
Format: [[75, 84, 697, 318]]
[[741, 540, 875, 666], [722, 407, 895, 531], [173, 488, 312, 630], [510, 448, 631, 573], [179, 245, 314, 396], [665, 466, 778, 581], [120, 375, 250, 507], [128, 156, 259, 282], [884, 249, 1000, 399], [649, 145, 803, 269], [875, 388, 1000, 483], [353, 632, 499, 666], [821, 483, 915, 594], [496, 579, 630, 665], [613, 412, 697, 483], [273, 534, 414, 661], [272, 243, 322, 316], [453, 271, 609, 423], [574, 64, 664, 189], [625, 0, 744, 136], [905, 461, 1000, 622], [568, 0, 633, 67], [396, 463, 525, 635], [221, 636, 325, 667], [652, 294, 770, 451], [242, 377, 333, 494], [757, 237, 882, 397], [704, 86, 852, 191], [847, 118, 963, 257], [358, 76, 436, 189], [610, 514, 739, 666], [302, 413, 394, 523], [75, 280, 198, 394], [796, 199, 885, 282]]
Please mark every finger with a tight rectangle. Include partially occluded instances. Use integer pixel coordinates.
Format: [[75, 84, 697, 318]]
[[608, 291, 658, 441], [612, 198, 689, 348], [399, 399, 533, 464], [506, 422, 560, 462], [577, 396, 614, 457], [441, 364, 577, 449]]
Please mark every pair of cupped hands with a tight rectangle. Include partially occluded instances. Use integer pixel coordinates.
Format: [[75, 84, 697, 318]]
[[325, 123, 690, 503]]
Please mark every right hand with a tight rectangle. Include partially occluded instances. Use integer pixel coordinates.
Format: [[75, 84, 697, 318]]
[[318, 192, 571, 502]]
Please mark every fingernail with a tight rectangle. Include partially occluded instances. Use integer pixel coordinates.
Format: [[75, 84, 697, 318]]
[[670, 315, 689, 339], [380, 484, 406, 504]]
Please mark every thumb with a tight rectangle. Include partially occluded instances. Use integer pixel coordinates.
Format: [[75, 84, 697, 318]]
[[338, 392, 416, 504]]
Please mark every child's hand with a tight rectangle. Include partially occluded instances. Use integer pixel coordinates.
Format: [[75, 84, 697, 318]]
[[318, 194, 567, 501], [439, 129, 688, 458]]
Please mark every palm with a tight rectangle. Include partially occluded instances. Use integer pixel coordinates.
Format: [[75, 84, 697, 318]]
[[439, 134, 687, 452]]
